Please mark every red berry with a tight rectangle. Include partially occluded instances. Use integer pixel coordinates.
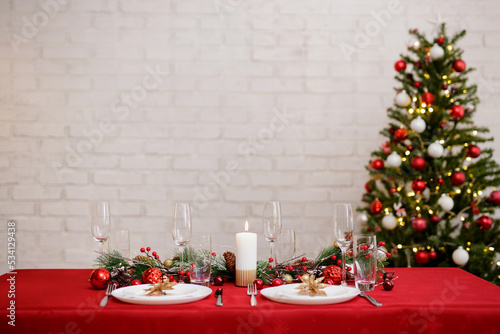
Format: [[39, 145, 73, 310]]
[[272, 278, 283, 286], [302, 266, 307, 271], [386, 253, 391, 258], [365, 255, 370, 259], [146, 247, 151, 252], [378, 241, 385, 247], [347, 266, 352, 271], [368, 252, 372, 258], [168, 275, 174, 281], [140, 247, 145, 253], [172, 279, 177, 283], [302, 257, 307, 262], [336, 259, 342, 265], [186, 272, 190, 277], [254, 279, 264, 289], [324, 278, 334, 285], [331, 255, 337, 260], [130, 279, 141, 286], [268, 257, 274, 262], [179, 270, 185, 275], [267, 264, 272, 268], [212, 252, 216, 256], [297, 275, 302, 279], [154, 254, 159, 259], [152, 251, 157, 256]]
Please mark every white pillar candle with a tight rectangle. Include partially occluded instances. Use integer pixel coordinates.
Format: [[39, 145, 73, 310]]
[[235, 221, 257, 287]]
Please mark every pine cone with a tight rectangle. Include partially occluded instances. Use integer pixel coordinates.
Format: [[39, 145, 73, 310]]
[[223, 251, 236, 273], [133, 255, 156, 266], [110, 266, 133, 287]]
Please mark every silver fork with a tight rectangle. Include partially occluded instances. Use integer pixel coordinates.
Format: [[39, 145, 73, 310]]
[[100, 284, 116, 307], [247, 283, 257, 306]]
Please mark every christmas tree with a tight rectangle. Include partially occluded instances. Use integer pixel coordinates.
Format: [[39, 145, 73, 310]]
[[359, 24, 500, 285]]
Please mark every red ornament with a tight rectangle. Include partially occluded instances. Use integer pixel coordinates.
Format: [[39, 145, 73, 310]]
[[411, 156, 426, 171], [394, 128, 408, 141], [383, 272, 393, 280], [394, 60, 407, 72], [214, 276, 224, 286], [407, 145, 413, 151], [450, 105, 465, 120], [89, 268, 110, 290], [414, 81, 422, 88], [466, 145, 481, 158], [370, 200, 383, 215], [383, 279, 394, 291], [142, 267, 163, 284], [429, 251, 437, 259], [130, 279, 141, 286], [452, 59, 466, 72], [412, 179, 426, 193], [272, 278, 283, 286], [430, 215, 440, 225], [254, 279, 264, 289], [322, 265, 342, 284], [450, 171, 466, 185], [324, 278, 334, 285], [489, 191, 500, 205], [365, 181, 373, 193], [414, 250, 430, 265], [477, 215, 493, 229], [442, 84, 448, 90], [390, 187, 397, 194], [437, 37, 444, 45], [412, 217, 428, 232], [415, 61, 422, 68], [437, 178, 444, 186], [371, 159, 385, 170], [421, 92, 435, 105]]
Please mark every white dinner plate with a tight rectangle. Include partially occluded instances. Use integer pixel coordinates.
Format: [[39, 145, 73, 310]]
[[260, 283, 360, 305], [112, 283, 212, 305]]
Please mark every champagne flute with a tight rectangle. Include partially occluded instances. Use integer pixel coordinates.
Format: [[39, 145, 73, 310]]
[[91, 201, 111, 253], [172, 203, 192, 271], [333, 203, 354, 286], [262, 201, 282, 266]]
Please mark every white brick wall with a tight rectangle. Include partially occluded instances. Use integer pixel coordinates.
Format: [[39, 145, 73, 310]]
[[1, 0, 500, 273]]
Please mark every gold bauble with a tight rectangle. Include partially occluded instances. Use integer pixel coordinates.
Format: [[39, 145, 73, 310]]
[[163, 259, 174, 268]]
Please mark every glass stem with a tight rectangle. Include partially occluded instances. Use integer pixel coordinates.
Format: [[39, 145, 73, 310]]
[[270, 242, 275, 267], [341, 248, 347, 286]]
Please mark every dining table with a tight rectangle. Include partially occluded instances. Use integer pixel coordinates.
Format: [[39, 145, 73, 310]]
[[1, 267, 499, 333]]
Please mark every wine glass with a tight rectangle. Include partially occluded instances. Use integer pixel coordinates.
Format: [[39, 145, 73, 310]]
[[277, 229, 296, 265], [262, 201, 282, 266], [91, 201, 111, 253], [172, 203, 192, 271], [333, 203, 354, 286]]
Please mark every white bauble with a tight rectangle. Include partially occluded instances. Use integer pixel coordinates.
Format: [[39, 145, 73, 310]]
[[382, 213, 398, 230], [395, 90, 411, 107], [410, 116, 426, 133], [377, 246, 388, 261], [438, 194, 454, 211], [430, 43, 445, 60], [452, 246, 469, 266], [386, 152, 402, 168], [428, 141, 444, 158], [357, 213, 368, 224]]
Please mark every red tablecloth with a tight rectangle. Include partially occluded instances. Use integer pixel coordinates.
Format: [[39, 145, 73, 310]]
[[1, 268, 499, 333]]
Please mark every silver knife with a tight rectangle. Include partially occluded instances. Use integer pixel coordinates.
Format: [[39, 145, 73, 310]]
[[215, 288, 223, 307], [359, 291, 382, 307]]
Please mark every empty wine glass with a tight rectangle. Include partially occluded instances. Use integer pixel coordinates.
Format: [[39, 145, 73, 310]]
[[172, 203, 192, 271], [333, 203, 354, 286], [91, 201, 111, 253], [277, 229, 296, 265], [262, 201, 282, 266]]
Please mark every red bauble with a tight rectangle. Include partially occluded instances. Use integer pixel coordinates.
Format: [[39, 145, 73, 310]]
[[324, 278, 335, 285], [390, 187, 397, 194], [421, 92, 435, 105], [322, 265, 342, 284], [437, 178, 444, 186], [437, 37, 444, 45], [450, 171, 466, 185], [430, 215, 440, 225], [130, 279, 141, 286], [414, 81, 422, 88], [370, 200, 383, 215], [442, 84, 448, 90], [371, 159, 384, 170], [213, 276, 224, 286], [411, 156, 426, 171], [412, 179, 427, 193], [452, 59, 466, 72], [89, 268, 110, 290], [394, 60, 406, 72], [477, 215, 493, 230], [412, 217, 428, 232], [429, 251, 437, 259], [383, 280, 394, 291], [272, 278, 283, 286], [415, 61, 422, 68], [142, 267, 163, 284], [365, 181, 373, 192], [254, 279, 264, 289], [489, 191, 500, 205], [450, 105, 465, 120], [466, 145, 481, 158], [414, 250, 430, 265], [394, 128, 408, 141]]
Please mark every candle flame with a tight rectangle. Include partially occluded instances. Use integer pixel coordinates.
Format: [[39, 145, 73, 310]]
[[245, 220, 249, 232]]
